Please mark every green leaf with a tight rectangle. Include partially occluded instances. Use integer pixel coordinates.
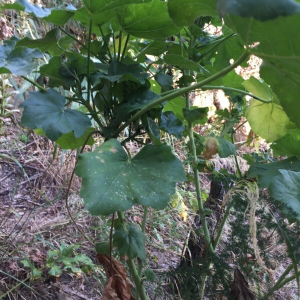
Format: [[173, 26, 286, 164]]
[[269, 170, 300, 220], [93, 60, 148, 85], [225, 14, 300, 128], [75, 139, 186, 215], [216, 137, 236, 158], [116, 0, 180, 40], [155, 73, 173, 91], [242, 76, 276, 103], [115, 87, 160, 122], [55, 127, 95, 150], [159, 111, 184, 139], [0, 37, 43, 76], [163, 97, 185, 120], [271, 129, 300, 159], [247, 157, 300, 188], [245, 100, 294, 142], [147, 118, 161, 145], [218, 0, 300, 20], [144, 268, 156, 283], [20, 89, 91, 141], [164, 54, 206, 73], [182, 107, 208, 124], [49, 265, 62, 277], [40, 53, 95, 88], [113, 224, 146, 260], [168, 0, 217, 26], [16, 28, 73, 56], [82, 0, 151, 13], [95, 242, 111, 255]]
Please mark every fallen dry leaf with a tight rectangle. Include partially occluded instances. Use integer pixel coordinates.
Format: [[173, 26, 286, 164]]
[[97, 254, 135, 300], [230, 268, 256, 300]]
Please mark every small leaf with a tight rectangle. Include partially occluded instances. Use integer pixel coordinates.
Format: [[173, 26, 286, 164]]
[[113, 224, 146, 260], [144, 268, 156, 283], [159, 111, 184, 139], [49, 265, 62, 277], [247, 157, 300, 188], [183, 107, 208, 124], [269, 170, 300, 220], [95, 242, 111, 255], [20, 89, 91, 141], [163, 97, 186, 120], [217, 137, 236, 158], [147, 118, 161, 145], [155, 73, 173, 91], [75, 139, 186, 215]]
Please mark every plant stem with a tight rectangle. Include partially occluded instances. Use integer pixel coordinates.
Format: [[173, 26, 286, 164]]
[[231, 133, 242, 178], [87, 16, 93, 108], [137, 206, 148, 278], [127, 258, 149, 300], [121, 34, 130, 62], [21, 76, 46, 91], [201, 85, 272, 103], [117, 30, 122, 61], [113, 50, 250, 138]]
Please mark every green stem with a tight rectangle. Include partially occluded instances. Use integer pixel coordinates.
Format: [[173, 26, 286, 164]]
[[117, 30, 122, 61], [127, 259, 149, 300], [99, 26, 113, 62], [86, 16, 93, 108], [201, 85, 272, 103], [21, 76, 46, 91], [113, 51, 250, 138], [121, 34, 130, 62], [137, 206, 148, 278], [231, 133, 242, 178]]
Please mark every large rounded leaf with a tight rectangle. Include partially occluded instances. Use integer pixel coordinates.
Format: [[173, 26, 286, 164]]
[[20, 89, 91, 141], [245, 100, 294, 142], [75, 139, 186, 215]]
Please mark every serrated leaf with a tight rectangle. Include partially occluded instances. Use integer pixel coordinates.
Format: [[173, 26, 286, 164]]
[[271, 129, 300, 159], [20, 89, 91, 141], [168, 0, 217, 26], [49, 265, 62, 277], [113, 224, 146, 260], [116, 0, 180, 40], [16, 28, 73, 56], [144, 268, 156, 283], [245, 100, 294, 143], [218, 0, 300, 20], [183, 107, 208, 124], [75, 139, 186, 215], [247, 157, 300, 188], [0, 37, 42, 76], [159, 111, 184, 139], [269, 170, 300, 220]]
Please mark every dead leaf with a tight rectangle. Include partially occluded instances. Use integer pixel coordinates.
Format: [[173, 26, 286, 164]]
[[97, 254, 135, 300], [230, 269, 256, 300]]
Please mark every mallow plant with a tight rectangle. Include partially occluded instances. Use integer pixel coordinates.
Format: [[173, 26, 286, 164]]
[[0, 0, 300, 298]]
